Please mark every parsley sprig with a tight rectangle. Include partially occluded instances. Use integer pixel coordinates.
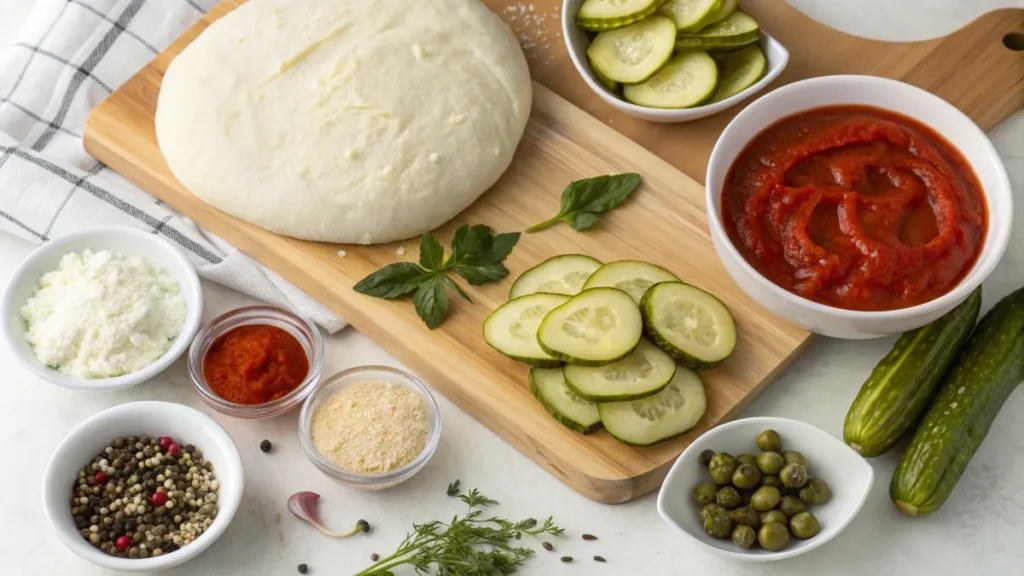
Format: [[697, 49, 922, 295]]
[[353, 482, 563, 576], [353, 225, 520, 329], [526, 173, 641, 232]]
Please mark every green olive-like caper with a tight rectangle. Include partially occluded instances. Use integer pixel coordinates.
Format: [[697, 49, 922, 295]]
[[761, 475, 783, 489], [756, 451, 784, 475], [732, 463, 762, 490], [757, 429, 783, 452], [716, 486, 742, 510], [799, 478, 832, 505], [750, 486, 781, 512], [737, 454, 758, 467], [692, 483, 717, 506], [789, 512, 820, 539], [731, 524, 756, 549], [782, 450, 807, 467], [729, 505, 761, 528], [760, 510, 788, 525], [757, 522, 790, 551], [778, 495, 806, 517], [698, 449, 716, 467], [703, 512, 733, 539], [709, 453, 738, 486], [779, 462, 808, 489], [700, 503, 727, 523]]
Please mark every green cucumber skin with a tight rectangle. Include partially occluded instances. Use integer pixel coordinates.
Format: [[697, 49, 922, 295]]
[[528, 371, 603, 434], [844, 288, 981, 457], [577, 0, 669, 31], [639, 283, 724, 370], [562, 374, 669, 403], [538, 339, 639, 367], [890, 288, 1024, 516], [604, 427, 690, 447]]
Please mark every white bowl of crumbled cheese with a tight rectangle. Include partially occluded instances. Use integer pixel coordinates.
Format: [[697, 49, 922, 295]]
[[1, 226, 203, 390]]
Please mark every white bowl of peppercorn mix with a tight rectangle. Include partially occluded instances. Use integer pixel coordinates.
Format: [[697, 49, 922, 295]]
[[42, 401, 243, 572]]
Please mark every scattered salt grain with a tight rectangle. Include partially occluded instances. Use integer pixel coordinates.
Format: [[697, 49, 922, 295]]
[[337, 250, 346, 258], [396, 246, 406, 256]]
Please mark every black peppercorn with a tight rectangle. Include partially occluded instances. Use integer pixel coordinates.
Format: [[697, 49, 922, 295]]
[[297, 563, 308, 574], [260, 439, 272, 453]]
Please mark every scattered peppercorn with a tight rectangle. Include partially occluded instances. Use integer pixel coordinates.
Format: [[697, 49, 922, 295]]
[[94, 471, 107, 484], [594, 555, 607, 563], [297, 563, 308, 574], [260, 439, 272, 453], [542, 542, 553, 552], [582, 533, 598, 541], [560, 556, 573, 563], [370, 553, 379, 561]]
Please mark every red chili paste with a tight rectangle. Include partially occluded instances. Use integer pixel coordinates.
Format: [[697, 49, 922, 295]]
[[721, 105, 987, 311], [203, 324, 309, 404]]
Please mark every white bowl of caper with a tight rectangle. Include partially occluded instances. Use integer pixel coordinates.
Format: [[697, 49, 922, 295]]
[[657, 417, 873, 562]]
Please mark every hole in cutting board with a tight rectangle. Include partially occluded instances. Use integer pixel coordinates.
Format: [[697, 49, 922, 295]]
[[1004, 32, 1024, 51]]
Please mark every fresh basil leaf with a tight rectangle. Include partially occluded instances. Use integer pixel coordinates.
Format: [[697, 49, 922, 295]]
[[419, 232, 445, 270], [353, 262, 429, 299], [527, 173, 641, 232], [454, 263, 509, 286], [440, 275, 472, 303], [413, 275, 448, 329], [450, 224, 496, 264]]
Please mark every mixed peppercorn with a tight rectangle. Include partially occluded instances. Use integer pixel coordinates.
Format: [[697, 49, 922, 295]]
[[70, 435, 220, 559]]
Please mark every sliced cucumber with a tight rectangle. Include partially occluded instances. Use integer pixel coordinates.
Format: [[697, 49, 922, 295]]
[[538, 288, 642, 366], [658, 0, 722, 33], [577, 0, 669, 32], [623, 51, 717, 109], [563, 339, 676, 402], [582, 260, 680, 303], [599, 366, 706, 446], [484, 293, 570, 367], [675, 10, 759, 50], [590, 59, 621, 93], [702, 0, 737, 27], [529, 367, 602, 434], [509, 254, 602, 300], [641, 282, 736, 369], [587, 15, 677, 84], [712, 44, 766, 102]]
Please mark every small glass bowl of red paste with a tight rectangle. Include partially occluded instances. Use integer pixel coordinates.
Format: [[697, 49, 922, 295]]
[[188, 306, 323, 418]]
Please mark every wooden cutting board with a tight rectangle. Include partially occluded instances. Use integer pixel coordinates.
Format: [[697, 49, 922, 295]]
[[83, 0, 1024, 503]]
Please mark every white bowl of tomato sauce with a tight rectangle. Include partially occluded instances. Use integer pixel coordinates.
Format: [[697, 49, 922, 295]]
[[706, 75, 1012, 339]]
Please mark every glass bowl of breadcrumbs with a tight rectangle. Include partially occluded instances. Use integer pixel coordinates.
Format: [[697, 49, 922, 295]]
[[298, 365, 441, 490]]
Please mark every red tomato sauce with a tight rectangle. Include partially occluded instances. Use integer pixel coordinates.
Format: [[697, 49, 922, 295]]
[[721, 105, 987, 311], [203, 324, 309, 404]]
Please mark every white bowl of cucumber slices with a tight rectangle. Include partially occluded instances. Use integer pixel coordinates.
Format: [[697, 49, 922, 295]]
[[563, 0, 789, 122]]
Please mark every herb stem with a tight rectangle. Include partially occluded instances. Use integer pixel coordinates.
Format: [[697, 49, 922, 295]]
[[524, 217, 562, 233]]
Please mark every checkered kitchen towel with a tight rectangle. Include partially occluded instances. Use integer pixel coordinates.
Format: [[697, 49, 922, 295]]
[[0, 0, 346, 332]]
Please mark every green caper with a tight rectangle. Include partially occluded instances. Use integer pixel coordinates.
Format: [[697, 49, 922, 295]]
[[729, 506, 760, 528], [700, 503, 727, 523], [789, 512, 820, 539], [703, 512, 733, 539], [692, 483, 717, 506], [731, 524, 756, 549], [757, 429, 783, 452], [782, 450, 807, 467], [698, 449, 716, 467], [779, 462, 808, 489], [799, 478, 832, 505], [761, 475, 783, 489], [760, 510, 788, 525], [716, 486, 742, 510], [757, 522, 790, 552], [750, 486, 781, 512], [778, 495, 806, 517], [732, 463, 762, 490], [709, 453, 738, 486], [756, 451, 784, 475], [737, 454, 758, 467]]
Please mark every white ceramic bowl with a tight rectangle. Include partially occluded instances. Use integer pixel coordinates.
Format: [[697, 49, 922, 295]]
[[562, 0, 789, 123], [42, 401, 244, 572], [706, 75, 1013, 339], [657, 417, 873, 562], [0, 226, 203, 389]]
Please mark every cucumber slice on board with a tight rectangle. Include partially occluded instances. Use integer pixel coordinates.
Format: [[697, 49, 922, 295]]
[[587, 15, 677, 84], [702, 0, 737, 27], [538, 288, 643, 366], [509, 254, 602, 299], [583, 261, 681, 303], [623, 51, 717, 109], [658, 0, 722, 33], [675, 10, 760, 50], [529, 367, 602, 434], [563, 339, 677, 402], [711, 44, 766, 102], [483, 293, 571, 367], [641, 281, 736, 369], [599, 366, 707, 446], [577, 0, 669, 32]]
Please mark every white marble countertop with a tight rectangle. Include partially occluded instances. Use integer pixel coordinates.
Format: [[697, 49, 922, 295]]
[[2, 1, 1024, 574]]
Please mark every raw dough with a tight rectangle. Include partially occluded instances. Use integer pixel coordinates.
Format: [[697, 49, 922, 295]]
[[156, 0, 531, 244]]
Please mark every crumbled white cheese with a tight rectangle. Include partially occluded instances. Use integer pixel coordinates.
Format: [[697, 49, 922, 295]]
[[20, 250, 186, 378]]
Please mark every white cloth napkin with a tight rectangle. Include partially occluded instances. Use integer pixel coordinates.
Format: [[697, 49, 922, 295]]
[[0, 0, 346, 333]]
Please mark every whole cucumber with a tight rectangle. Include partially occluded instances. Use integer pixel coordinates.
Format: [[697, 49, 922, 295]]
[[891, 287, 1024, 516], [844, 288, 981, 457]]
